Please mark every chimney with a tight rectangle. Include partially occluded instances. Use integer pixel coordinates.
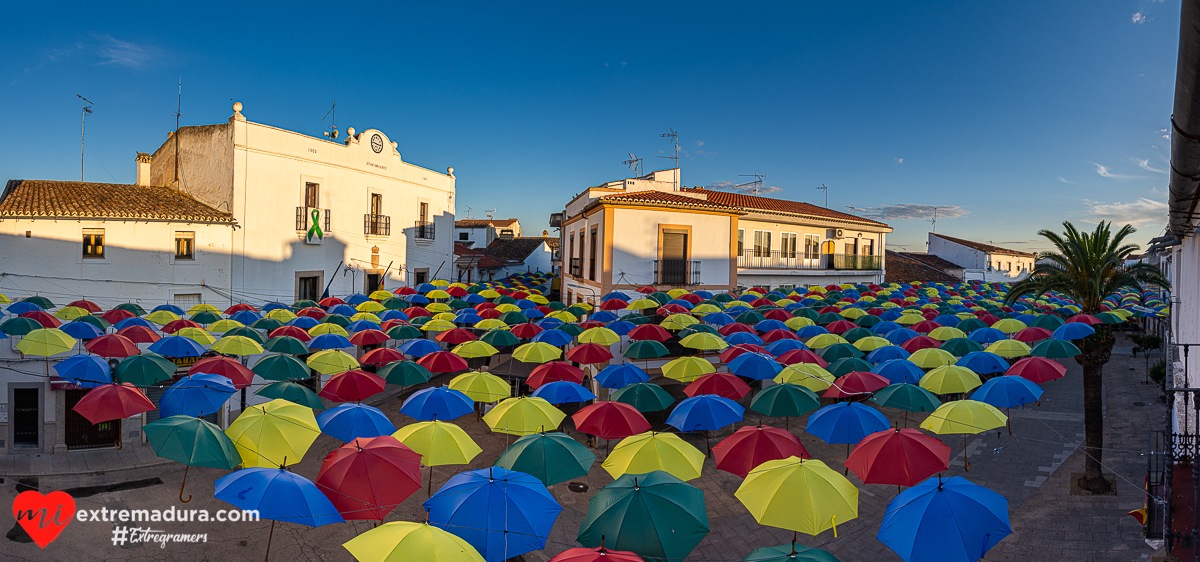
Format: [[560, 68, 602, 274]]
[[136, 153, 152, 186]]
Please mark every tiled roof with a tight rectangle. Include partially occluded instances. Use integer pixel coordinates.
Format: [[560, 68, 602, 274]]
[[455, 218, 519, 228], [597, 190, 738, 211], [484, 237, 555, 263], [930, 233, 1036, 257], [885, 250, 961, 284], [454, 243, 485, 256], [680, 187, 888, 227], [895, 252, 963, 271], [0, 180, 235, 223]]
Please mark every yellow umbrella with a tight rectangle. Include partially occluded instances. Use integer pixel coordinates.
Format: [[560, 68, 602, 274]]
[[679, 333, 728, 351], [548, 311, 578, 323], [343, 522, 485, 562], [691, 303, 722, 315], [775, 364, 835, 392], [426, 302, 452, 313], [53, 306, 90, 321], [660, 314, 699, 330], [852, 336, 891, 352], [482, 397, 565, 435], [494, 303, 521, 313], [919, 365, 983, 394], [431, 279, 450, 287], [601, 431, 705, 481], [735, 457, 857, 536], [893, 314, 922, 325], [919, 399, 1007, 470], [176, 327, 216, 345], [928, 326, 967, 341], [213, 335, 265, 356], [16, 328, 76, 357], [266, 309, 298, 322], [449, 371, 511, 402], [369, 290, 394, 301], [188, 303, 220, 315], [986, 339, 1032, 358], [527, 295, 550, 305], [351, 312, 383, 323], [661, 357, 715, 383], [392, 420, 481, 466], [307, 349, 360, 375], [785, 317, 815, 330], [421, 319, 457, 332], [426, 289, 451, 300], [990, 319, 1027, 334], [478, 289, 501, 299], [225, 399, 319, 467], [667, 289, 689, 298], [0, 293, 9, 304], [145, 310, 182, 325], [512, 342, 562, 363], [310, 323, 350, 337], [806, 333, 848, 349], [356, 301, 385, 313], [840, 308, 867, 319], [474, 319, 508, 330], [433, 312, 458, 322], [573, 303, 593, 312], [452, 341, 500, 359], [626, 299, 659, 311], [578, 327, 620, 346], [907, 348, 957, 369], [207, 319, 245, 333]]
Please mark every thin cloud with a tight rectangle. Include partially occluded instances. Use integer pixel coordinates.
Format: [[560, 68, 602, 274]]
[[1133, 157, 1167, 174], [1132, 11, 1149, 24], [92, 33, 162, 69], [1083, 198, 1167, 226], [1057, 177, 1074, 184], [1092, 162, 1145, 180], [894, 157, 904, 164], [705, 181, 781, 195], [695, 141, 704, 147], [1161, 128, 1171, 140], [853, 204, 968, 221]]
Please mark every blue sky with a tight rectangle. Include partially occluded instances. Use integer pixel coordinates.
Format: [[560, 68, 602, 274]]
[[0, 2, 1178, 252]]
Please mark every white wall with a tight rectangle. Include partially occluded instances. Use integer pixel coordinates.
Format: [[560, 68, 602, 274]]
[[928, 235, 987, 269], [609, 208, 732, 287], [454, 226, 490, 248], [1171, 237, 1200, 435]]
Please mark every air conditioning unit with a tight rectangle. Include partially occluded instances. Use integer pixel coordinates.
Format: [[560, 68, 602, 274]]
[[834, 229, 845, 239]]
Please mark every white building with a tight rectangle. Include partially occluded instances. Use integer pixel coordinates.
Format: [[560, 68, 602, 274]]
[[927, 232, 1035, 282], [454, 218, 520, 249]]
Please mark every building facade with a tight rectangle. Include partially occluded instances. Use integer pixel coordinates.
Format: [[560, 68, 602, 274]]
[[454, 218, 520, 249], [927, 232, 1035, 281]]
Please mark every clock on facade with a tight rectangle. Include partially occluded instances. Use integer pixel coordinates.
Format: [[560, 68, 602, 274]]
[[370, 134, 384, 153]]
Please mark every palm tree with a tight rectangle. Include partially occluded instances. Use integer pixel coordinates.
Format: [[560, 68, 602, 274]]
[[1004, 221, 1168, 493]]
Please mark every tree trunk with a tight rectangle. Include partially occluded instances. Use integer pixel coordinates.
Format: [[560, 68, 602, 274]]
[[1075, 327, 1115, 494]]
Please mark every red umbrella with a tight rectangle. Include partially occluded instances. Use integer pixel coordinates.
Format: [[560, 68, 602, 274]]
[[844, 428, 950, 487], [717, 323, 755, 336], [478, 308, 502, 320], [760, 329, 799, 343], [678, 293, 703, 305], [910, 320, 942, 334], [319, 297, 346, 307], [528, 361, 585, 388], [190, 356, 254, 388], [749, 298, 774, 307], [824, 371, 890, 399], [349, 329, 390, 346], [161, 319, 201, 334], [394, 287, 417, 296], [572, 402, 650, 440], [900, 335, 942, 353], [404, 307, 433, 318], [446, 286, 468, 297], [417, 351, 468, 374], [85, 334, 140, 358], [315, 436, 422, 520], [565, 343, 614, 365], [1067, 314, 1102, 325], [762, 309, 793, 321], [360, 347, 405, 365], [510, 323, 544, 338], [627, 324, 671, 342], [1012, 327, 1052, 343], [510, 291, 529, 299], [73, 383, 155, 424], [599, 299, 628, 311], [684, 373, 751, 400], [380, 320, 411, 332], [578, 321, 605, 330], [775, 349, 828, 367], [713, 424, 809, 478], [719, 343, 769, 364], [635, 286, 656, 294], [549, 547, 643, 562], [435, 328, 477, 345], [269, 326, 312, 341], [297, 307, 328, 319], [100, 309, 136, 324], [655, 304, 689, 316], [66, 299, 102, 313], [1007, 356, 1067, 383], [20, 311, 60, 328], [319, 369, 386, 402], [116, 325, 161, 344], [825, 320, 857, 334]]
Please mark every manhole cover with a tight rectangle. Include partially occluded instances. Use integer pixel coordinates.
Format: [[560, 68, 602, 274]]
[[568, 482, 589, 493]]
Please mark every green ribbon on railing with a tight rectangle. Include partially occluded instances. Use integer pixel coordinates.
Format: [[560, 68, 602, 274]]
[[308, 209, 323, 240]]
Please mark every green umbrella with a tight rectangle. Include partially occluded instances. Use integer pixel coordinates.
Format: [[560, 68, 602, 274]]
[[679, 324, 719, 337], [115, 353, 177, 386], [114, 302, 144, 315], [189, 311, 221, 325], [255, 381, 324, 409], [1032, 339, 1081, 359], [225, 326, 266, 345], [494, 431, 596, 487], [956, 318, 989, 333], [557, 323, 585, 337], [546, 301, 567, 311], [291, 299, 319, 311], [793, 308, 819, 321], [495, 295, 517, 305], [743, 543, 841, 562], [712, 293, 735, 303], [611, 383, 675, 412], [387, 325, 424, 341], [1095, 311, 1124, 324], [252, 353, 312, 381], [737, 312, 766, 325], [854, 315, 882, 328], [144, 415, 240, 503], [499, 311, 530, 324], [448, 299, 472, 310], [381, 297, 408, 310], [565, 306, 589, 318], [939, 337, 983, 357], [321, 314, 351, 327], [1028, 314, 1065, 331], [815, 312, 844, 324], [250, 318, 284, 332], [0, 317, 43, 336], [75, 315, 112, 331], [409, 316, 433, 327], [625, 340, 669, 360], [871, 383, 941, 427], [826, 357, 873, 378], [377, 360, 433, 386], [623, 314, 654, 326], [647, 292, 671, 305], [263, 335, 309, 354], [840, 327, 873, 342], [480, 329, 519, 348], [577, 470, 709, 561], [750, 383, 820, 429], [818, 343, 864, 362]]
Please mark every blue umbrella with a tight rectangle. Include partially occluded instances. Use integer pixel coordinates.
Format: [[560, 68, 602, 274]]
[[160, 373, 236, 418], [399, 338, 441, 358], [424, 466, 562, 562], [725, 332, 765, 346], [877, 476, 1011, 562], [764, 339, 808, 355], [379, 309, 410, 321], [967, 328, 1007, 344], [229, 310, 263, 325], [605, 320, 636, 336], [595, 363, 649, 389], [345, 293, 371, 305], [531, 381, 596, 404], [956, 351, 1010, 375], [53, 354, 112, 388], [215, 467, 344, 528], [602, 291, 631, 302], [871, 359, 926, 384], [523, 309, 546, 320], [666, 299, 694, 310], [866, 345, 911, 363], [515, 300, 538, 310], [308, 333, 353, 350], [870, 320, 902, 334], [456, 313, 483, 325], [114, 317, 154, 330], [727, 352, 784, 381], [345, 319, 382, 332], [61, 321, 104, 340], [754, 319, 789, 332], [1053, 322, 1096, 340], [532, 329, 573, 347], [806, 402, 890, 444], [703, 312, 738, 326], [885, 328, 919, 345], [971, 375, 1044, 408], [328, 304, 357, 316], [796, 325, 830, 338], [287, 316, 320, 329], [400, 387, 473, 421], [6, 302, 43, 315], [667, 395, 745, 432], [589, 311, 619, 323], [262, 302, 289, 312], [316, 403, 396, 441], [537, 317, 565, 329], [152, 303, 187, 315], [405, 294, 431, 305], [414, 284, 437, 294], [148, 335, 206, 358], [934, 315, 962, 327]]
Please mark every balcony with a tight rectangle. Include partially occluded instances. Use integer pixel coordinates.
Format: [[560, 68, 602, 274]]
[[737, 251, 881, 271], [832, 254, 882, 270], [296, 207, 331, 232], [364, 214, 391, 236], [569, 257, 582, 277], [653, 259, 701, 285], [414, 221, 435, 240]]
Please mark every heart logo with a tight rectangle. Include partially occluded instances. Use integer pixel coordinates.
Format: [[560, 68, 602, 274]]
[[12, 490, 75, 548]]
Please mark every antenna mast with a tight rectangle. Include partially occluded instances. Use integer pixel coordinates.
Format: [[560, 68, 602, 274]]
[[622, 153, 643, 178], [322, 100, 339, 140], [929, 207, 939, 233], [657, 128, 679, 190], [736, 173, 765, 195], [816, 184, 829, 208], [172, 79, 187, 182], [76, 94, 93, 181]]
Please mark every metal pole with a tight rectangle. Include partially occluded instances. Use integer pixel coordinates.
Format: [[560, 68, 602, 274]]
[[80, 104, 85, 180]]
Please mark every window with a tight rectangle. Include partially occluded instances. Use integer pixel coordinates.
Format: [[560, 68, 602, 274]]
[[297, 276, 320, 302], [737, 229, 744, 257], [175, 231, 195, 260], [370, 193, 383, 216], [82, 228, 104, 259], [304, 182, 320, 208], [753, 231, 771, 257], [459, 232, 469, 241], [588, 227, 598, 281], [412, 269, 428, 286], [863, 239, 875, 256], [174, 294, 202, 309], [804, 234, 821, 259], [419, 202, 429, 223], [781, 233, 798, 259]]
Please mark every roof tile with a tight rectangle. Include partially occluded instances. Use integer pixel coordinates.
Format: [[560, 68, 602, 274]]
[[0, 180, 235, 223], [930, 233, 1036, 257], [680, 187, 888, 227]]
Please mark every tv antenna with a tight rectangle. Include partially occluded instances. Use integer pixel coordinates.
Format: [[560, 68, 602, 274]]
[[322, 100, 339, 141], [466, 206, 473, 219], [735, 173, 765, 195], [76, 94, 93, 181], [172, 79, 187, 182], [485, 209, 496, 220], [622, 153, 643, 178], [816, 184, 829, 208], [656, 128, 679, 190], [929, 207, 940, 233]]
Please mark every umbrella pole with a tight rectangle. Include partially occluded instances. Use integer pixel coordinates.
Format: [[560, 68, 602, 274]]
[[903, 411, 908, 429], [428, 467, 433, 497], [179, 465, 192, 503], [844, 443, 850, 475], [964, 434, 970, 471], [1007, 407, 1012, 435], [263, 520, 275, 562], [706, 431, 711, 457]]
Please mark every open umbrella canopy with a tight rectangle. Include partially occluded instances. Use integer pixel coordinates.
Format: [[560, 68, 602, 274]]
[[308, 349, 361, 375], [596, 363, 650, 389], [425, 467, 563, 562], [624, 340, 670, 360], [159, 373, 236, 418], [317, 403, 397, 442], [73, 383, 156, 424], [143, 415, 240, 469], [775, 364, 836, 392], [449, 371, 512, 402], [844, 428, 951, 487], [549, 547, 643, 562], [919, 365, 983, 395], [401, 387, 474, 421], [392, 420, 482, 466], [577, 470, 709, 562], [667, 395, 745, 432], [215, 467, 344, 527], [602, 431, 706, 481], [727, 352, 785, 381], [970, 375, 1044, 408], [573, 401, 651, 440], [418, 351, 471, 374], [1030, 338, 1081, 359], [870, 384, 941, 413], [907, 348, 957, 369], [824, 371, 890, 399], [53, 354, 112, 388], [1006, 356, 1067, 383], [256, 381, 324, 409], [316, 435, 422, 521], [16, 328, 76, 356], [377, 360, 434, 386], [225, 399, 321, 467], [566, 342, 615, 364], [919, 400, 1008, 435], [610, 382, 675, 413], [806, 402, 890, 445], [662, 356, 717, 383], [742, 543, 841, 562], [495, 431, 596, 487], [343, 521, 485, 562], [513, 342, 564, 363], [484, 397, 566, 435], [749, 383, 821, 418], [877, 476, 1011, 562], [531, 381, 596, 404], [319, 369, 386, 402], [528, 361, 586, 388], [452, 340, 501, 359], [735, 457, 858, 536], [714, 424, 810, 478], [253, 353, 312, 382], [684, 372, 752, 400]]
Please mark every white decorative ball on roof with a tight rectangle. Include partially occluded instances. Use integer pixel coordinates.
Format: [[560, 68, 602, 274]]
[[232, 101, 242, 113]]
